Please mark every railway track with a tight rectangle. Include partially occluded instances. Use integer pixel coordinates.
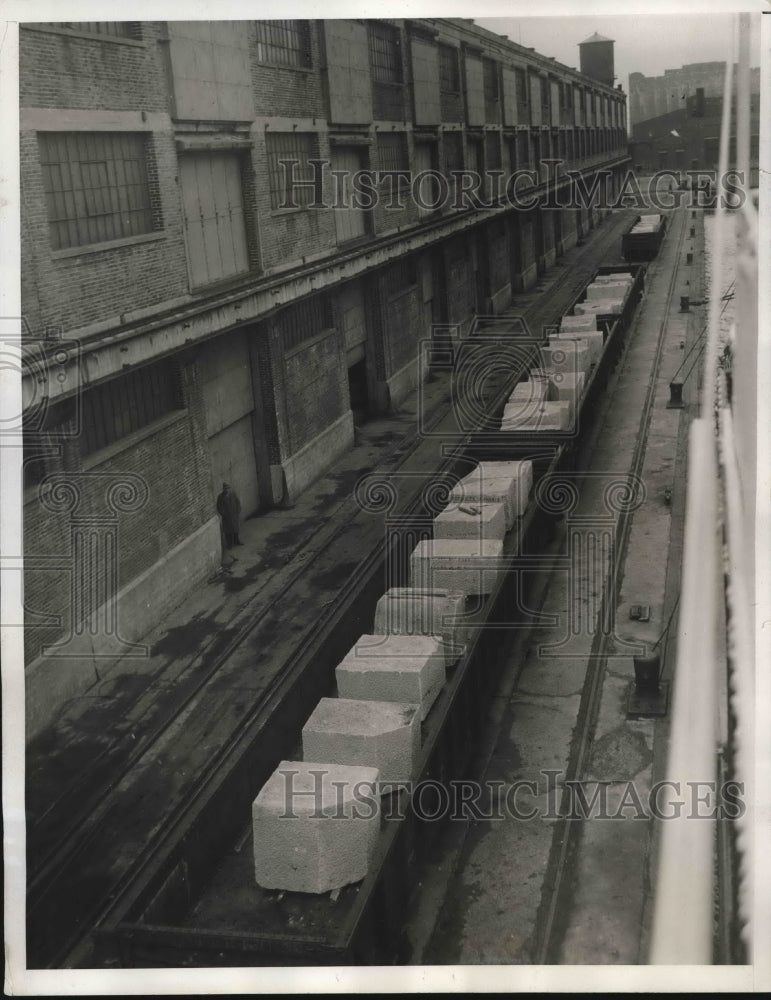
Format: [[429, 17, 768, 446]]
[[26, 209, 638, 969], [534, 205, 688, 963]]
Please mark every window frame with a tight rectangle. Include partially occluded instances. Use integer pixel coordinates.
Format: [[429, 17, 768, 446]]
[[38, 131, 158, 253], [254, 19, 312, 69]]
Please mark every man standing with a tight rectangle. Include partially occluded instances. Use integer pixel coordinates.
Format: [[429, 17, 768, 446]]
[[216, 482, 242, 548]]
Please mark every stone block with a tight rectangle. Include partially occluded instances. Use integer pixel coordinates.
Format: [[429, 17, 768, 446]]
[[542, 342, 591, 373], [502, 400, 572, 432], [449, 460, 533, 529], [336, 633, 446, 720], [560, 314, 598, 333], [372, 588, 468, 665], [434, 499, 506, 543], [551, 331, 603, 365], [509, 379, 548, 403], [252, 760, 380, 894], [410, 538, 504, 596], [548, 370, 585, 406], [594, 271, 633, 284], [302, 698, 420, 785], [575, 299, 622, 316], [586, 281, 630, 301]]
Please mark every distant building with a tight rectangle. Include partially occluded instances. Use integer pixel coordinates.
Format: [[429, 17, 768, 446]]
[[629, 61, 760, 126], [628, 84, 760, 178]]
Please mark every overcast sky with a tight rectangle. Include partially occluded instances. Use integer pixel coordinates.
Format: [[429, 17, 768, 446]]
[[476, 13, 762, 97]]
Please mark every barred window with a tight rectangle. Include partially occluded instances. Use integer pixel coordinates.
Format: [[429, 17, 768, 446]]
[[439, 44, 460, 93], [378, 132, 409, 181], [39, 132, 154, 251], [81, 358, 183, 457], [277, 294, 334, 352], [38, 22, 137, 37], [255, 20, 311, 68], [386, 257, 417, 296], [515, 68, 528, 106], [368, 23, 402, 84], [443, 132, 463, 175], [483, 59, 499, 105], [265, 132, 320, 209], [485, 131, 502, 171]]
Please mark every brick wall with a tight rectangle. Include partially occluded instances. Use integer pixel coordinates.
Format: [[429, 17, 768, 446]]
[[488, 223, 510, 296], [20, 127, 189, 339], [250, 23, 327, 120], [19, 23, 169, 111], [282, 330, 348, 452], [250, 127, 337, 274], [384, 285, 424, 374], [446, 239, 475, 329], [23, 358, 212, 663]]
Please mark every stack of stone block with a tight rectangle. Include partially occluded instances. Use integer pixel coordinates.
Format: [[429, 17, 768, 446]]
[[252, 459, 534, 896]]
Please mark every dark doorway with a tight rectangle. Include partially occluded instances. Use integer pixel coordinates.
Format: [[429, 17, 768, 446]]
[[348, 359, 369, 425]]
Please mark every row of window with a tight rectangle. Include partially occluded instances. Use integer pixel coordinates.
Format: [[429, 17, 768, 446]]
[[33, 20, 624, 129], [37, 125, 626, 268]]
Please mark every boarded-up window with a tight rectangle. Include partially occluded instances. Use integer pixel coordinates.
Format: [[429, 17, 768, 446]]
[[550, 80, 560, 126], [529, 74, 542, 126], [411, 37, 440, 125], [179, 151, 249, 288], [81, 358, 183, 456], [39, 132, 154, 250], [465, 54, 485, 126], [255, 20, 311, 67], [439, 44, 460, 93], [483, 59, 500, 123], [331, 146, 369, 244], [265, 132, 320, 209], [323, 21, 372, 124], [167, 22, 253, 121], [502, 67, 519, 126]]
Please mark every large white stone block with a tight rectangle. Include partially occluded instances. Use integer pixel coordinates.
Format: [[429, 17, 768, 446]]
[[372, 588, 467, 666], [542, 342, 591, 374], [434, 499, 506, 543], [252, 760, 380, 894], [302, 698, 420, 785], [548, 370, 585, 406], [502, 400, 572, 432], [560, 313, 598, 333], [574, 299, 622, 316], [509, 379, 548, 403], [586, 281, 629, 301], [336, 633, 446, 720], [410, 538, 504, 596], [594, 271, 633, 284], [551, 331, 603, 366], [450, 461, 533, 529]]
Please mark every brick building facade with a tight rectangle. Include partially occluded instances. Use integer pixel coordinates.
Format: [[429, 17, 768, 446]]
[[20, 18, 630, 735]]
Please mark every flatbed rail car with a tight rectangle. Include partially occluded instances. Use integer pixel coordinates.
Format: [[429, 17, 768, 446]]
[[465, 263, 646, 468], [93, 262, 651, 969], [622, 214, 668, 263]]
